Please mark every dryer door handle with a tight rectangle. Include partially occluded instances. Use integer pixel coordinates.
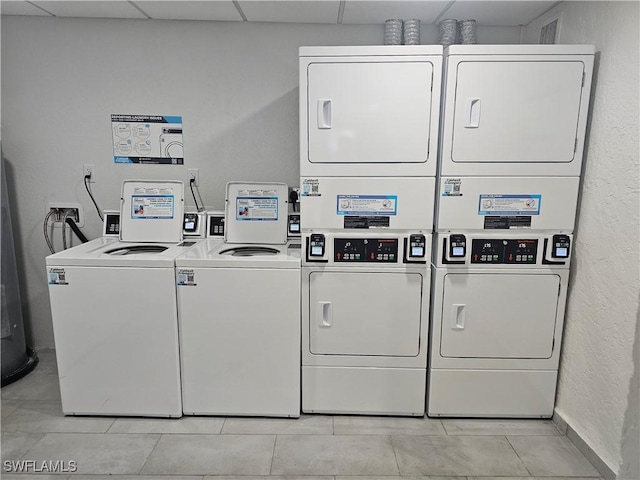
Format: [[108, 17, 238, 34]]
[[317, 99, 333, 129], [318, 301, 332, 327], [452, 304, 466, 330], [464, 98, 481, 128]]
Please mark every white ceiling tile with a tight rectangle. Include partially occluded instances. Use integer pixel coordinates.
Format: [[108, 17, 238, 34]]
[[439, 1, 558, 26], [239, 1, 340, 24], [29, 1, 148, 19], [135, 0, 243, 21], [342, 1, 451, 25], [1, 0, 53, 16]]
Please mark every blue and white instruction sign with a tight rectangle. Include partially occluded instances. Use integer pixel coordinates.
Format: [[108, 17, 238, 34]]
[[236, 197, 278, 221], [478, 194, 541, 216], [337, 195, 398, 216], [131, 194, 175, 219], [112, 114, 183, 165]]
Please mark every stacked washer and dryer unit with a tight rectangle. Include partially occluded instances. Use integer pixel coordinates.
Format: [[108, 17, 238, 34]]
[[300, 46, 443, 415], [429, 45, 595, 417]]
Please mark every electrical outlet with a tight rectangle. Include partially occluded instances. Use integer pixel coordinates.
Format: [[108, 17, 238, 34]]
[[188, 168, 199, 187], [46, 203, 84, 228], [83, 164, 95, 183]]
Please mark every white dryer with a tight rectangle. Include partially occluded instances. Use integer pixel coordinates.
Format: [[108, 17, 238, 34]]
[[428, 233, 571, 418], [46, 180, 194, 417], [302, 231, 430, 416], [439, 45, 594, 177], [176, 182, 301, 417], [300, 175, 434, 416], [299, 45, 442, 177]]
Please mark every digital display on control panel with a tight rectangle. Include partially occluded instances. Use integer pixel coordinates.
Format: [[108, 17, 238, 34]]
[[334, 238, 398, 263], [471, 239, 538, 264], [104, 213, 120, 235], [452, 246, 464, 257], [183, 213, 198, 233], [504, 239, 538, 264], [471, 239, 503, 263], [208, 216, 225, 237], [552, 235, 571, 258], [288, 214, 301, 235]]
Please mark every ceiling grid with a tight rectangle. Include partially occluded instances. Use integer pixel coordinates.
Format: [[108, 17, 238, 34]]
[[1, 1, 558, 26]]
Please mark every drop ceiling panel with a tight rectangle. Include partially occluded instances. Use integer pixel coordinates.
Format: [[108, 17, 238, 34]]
[[440, 1, 557, 26], [135, 1, 243, 21], [30, 1, 147, 19], [239, 1, 340, 24], [342, 1, 450, 25]]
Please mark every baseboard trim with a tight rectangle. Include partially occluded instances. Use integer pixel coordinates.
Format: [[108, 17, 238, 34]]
[[553, 409, 617, 480]]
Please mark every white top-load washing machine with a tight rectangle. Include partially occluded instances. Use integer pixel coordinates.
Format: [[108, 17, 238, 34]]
[[176, 182, 301, 417], [46, 180, 196, 417], [429, 45, 594, 417]]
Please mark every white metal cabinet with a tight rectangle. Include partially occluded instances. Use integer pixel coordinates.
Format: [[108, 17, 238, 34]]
[[440, 45, 594, 176], [178, 266, 300, 417], [435, 176, 579, 233], [301, 176, 435, 232], [48, 266, 182, 417], [300, 46, 442, 177], [428, 233, 571, 418], [440, 273, 560, 359], [309, 271, 422, 356]]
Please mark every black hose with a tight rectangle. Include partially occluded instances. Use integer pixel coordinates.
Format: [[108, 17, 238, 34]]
[[65, 218, 89, 243], [190, 179, 201, 211], [84, 175, 104, 221]]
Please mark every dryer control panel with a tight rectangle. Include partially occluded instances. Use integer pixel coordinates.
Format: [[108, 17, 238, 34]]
[[471, 239, 538, 264], [304, 232, 431, 265], [435, 233, 570, 268], [334, 238, 398, 263]]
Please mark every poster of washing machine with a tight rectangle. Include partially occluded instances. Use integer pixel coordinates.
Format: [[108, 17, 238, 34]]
[[111, 114, 184, 164]]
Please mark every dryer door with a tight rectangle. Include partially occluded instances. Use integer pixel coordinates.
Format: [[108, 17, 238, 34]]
[[304, 59, 437, 176], [441, 58, 589, 176], [309, 271, 422, 356], [440, 273, 560, 359]]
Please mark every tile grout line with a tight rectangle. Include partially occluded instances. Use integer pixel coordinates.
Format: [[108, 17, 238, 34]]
[[135, 432, 163, 475], [268, 434, 278, 475], [103, 416, 117, 433], [505, 433, 534, 476], [220, 417, 227, 435], [388, 434, 403, 476], [14, 431, 46, 462], [437, 417, 448, 436]]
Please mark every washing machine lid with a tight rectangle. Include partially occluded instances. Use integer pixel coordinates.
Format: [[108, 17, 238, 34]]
[[119, 180, 184, 243], [175, 239, 300, 268], [224, 182, 288, 245], [45, 238, 200, 267]]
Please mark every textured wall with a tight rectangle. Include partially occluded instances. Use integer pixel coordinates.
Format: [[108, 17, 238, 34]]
[[523, 2, 640, 476], [0, 15, 520, 350]]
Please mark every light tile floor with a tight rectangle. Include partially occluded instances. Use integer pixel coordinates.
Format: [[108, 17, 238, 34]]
[[1, 350, 603, 479]]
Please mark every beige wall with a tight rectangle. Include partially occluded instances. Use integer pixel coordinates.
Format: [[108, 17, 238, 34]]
[[523, 2, 640, 477]]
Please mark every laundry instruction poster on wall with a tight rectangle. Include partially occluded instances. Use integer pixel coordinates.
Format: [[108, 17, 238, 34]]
[[112, 114, 184, 164]]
